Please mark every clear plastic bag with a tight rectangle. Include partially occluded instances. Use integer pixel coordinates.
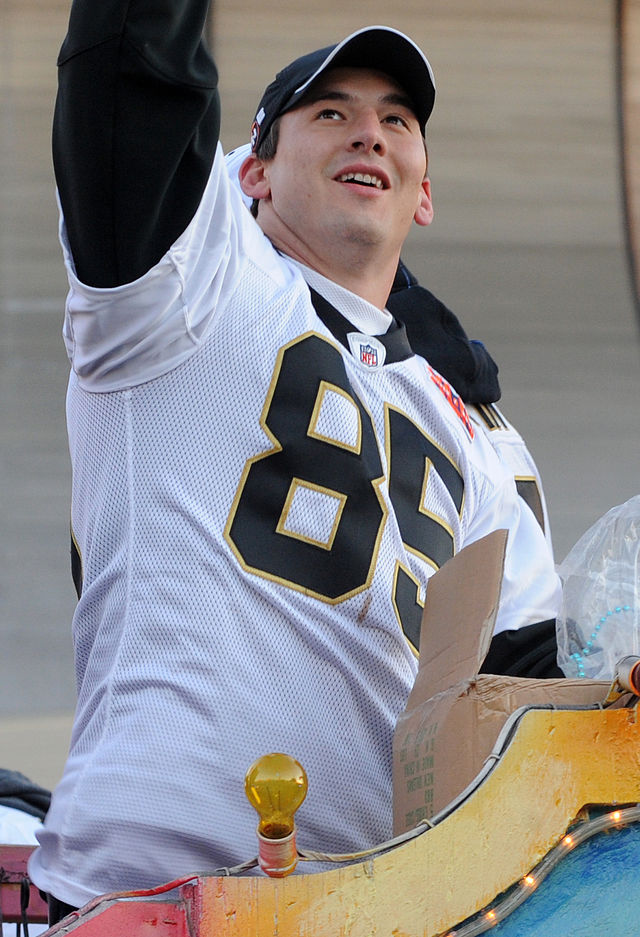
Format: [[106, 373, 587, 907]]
[[556, 494, 640, 679]]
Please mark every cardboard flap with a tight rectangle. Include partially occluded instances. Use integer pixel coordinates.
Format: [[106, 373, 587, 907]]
[[408, 529, 508, 702]]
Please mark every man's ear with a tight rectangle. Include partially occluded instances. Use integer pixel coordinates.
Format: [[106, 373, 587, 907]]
[[239, 155, 271, 201], [414, 176, 434, 227]]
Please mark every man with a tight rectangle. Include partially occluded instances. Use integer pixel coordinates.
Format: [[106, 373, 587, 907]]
[[224, 145, 552, 553], [30, 0, 560, 918], [226, 146, 560, 673]]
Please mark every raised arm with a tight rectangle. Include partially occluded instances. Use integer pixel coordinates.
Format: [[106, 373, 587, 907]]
[[53, 0, 219, 287]]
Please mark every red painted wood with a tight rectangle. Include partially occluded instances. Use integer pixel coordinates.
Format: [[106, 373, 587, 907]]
[[46, 900, 192, 937], [0, 844, 48, 923]]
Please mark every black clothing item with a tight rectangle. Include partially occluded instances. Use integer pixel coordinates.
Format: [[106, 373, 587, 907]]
[[47, 895, 79, 927], [388, 261, 501, 404], [481, 619, 563, 678], [53, 0, 219, 288], [0, 769, 51, 820]]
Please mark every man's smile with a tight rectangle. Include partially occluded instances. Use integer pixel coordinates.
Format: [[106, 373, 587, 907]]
[[335, 171, 387, 189]]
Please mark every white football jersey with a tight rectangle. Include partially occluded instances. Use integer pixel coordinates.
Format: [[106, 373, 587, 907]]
[[30, 146, 560, 907]]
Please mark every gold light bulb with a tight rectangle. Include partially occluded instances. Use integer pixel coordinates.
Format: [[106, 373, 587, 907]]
[[245, 752, 308, 840]]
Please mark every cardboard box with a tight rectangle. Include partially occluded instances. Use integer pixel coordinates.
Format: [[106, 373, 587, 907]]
[[392, 530, 611, 834]]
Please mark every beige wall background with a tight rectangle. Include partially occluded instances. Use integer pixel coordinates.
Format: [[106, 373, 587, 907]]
[[1, 0, 639, 791]]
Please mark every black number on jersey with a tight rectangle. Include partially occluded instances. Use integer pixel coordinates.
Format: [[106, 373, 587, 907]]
[[386, 406, 464, 651], [225, 334, 387, 601], [226, 333, 465, 649]]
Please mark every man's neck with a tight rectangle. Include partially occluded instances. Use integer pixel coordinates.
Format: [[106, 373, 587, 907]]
[[258, 214, 399, 309], [289, 260, 394, 336]]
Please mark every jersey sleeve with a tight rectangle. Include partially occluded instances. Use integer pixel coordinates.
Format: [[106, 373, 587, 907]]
[[469, 403, 553, 550], [462, 469, 561, 637], [53, 0, 220, 287]]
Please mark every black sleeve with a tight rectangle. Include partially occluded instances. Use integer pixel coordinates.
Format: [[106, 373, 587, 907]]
[[387, 261, 501, 405], [53, 0, 220, 287], [480, 619, 562, 678]]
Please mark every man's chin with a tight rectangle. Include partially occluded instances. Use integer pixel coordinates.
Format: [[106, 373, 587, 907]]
[[335, 218, 388, 250]]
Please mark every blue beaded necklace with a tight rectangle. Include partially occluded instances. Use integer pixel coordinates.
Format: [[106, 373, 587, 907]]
[[570, 605, 635, 677]]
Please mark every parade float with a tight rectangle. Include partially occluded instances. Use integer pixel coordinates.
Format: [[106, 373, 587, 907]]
[[2, 505, 639, 937]]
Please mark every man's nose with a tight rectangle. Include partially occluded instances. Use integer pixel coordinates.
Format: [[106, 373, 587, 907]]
[[347, 112, 386, 154]]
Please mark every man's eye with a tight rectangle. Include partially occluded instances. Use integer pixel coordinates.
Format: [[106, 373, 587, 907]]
[[317, 108, 342, 120], [384, 114, 409, 128]]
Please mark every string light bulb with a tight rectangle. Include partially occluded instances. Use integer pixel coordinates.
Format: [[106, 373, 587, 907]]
[[245, 752, 308, 877]]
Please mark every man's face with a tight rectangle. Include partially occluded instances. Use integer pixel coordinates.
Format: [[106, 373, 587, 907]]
[[241, 67, 433, 269]]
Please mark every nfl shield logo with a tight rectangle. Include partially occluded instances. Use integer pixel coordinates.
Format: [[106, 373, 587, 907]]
[[348, 332, 386, 369], [360, 343, 378, 368]]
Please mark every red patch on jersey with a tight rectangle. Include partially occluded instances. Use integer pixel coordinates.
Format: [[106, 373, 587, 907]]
[[428, 365, 475, 440]]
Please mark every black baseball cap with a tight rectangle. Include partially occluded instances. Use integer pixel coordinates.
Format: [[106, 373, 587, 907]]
[[250, 26, 436, 152]]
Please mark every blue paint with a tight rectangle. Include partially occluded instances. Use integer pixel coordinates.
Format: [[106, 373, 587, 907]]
[[475, 824, 640, 935]]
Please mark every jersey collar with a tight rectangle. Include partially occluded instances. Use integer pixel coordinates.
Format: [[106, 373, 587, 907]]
[[309, 287, 414, 365]]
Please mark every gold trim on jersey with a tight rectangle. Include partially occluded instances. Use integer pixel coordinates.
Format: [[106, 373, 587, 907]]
[[308, 380, 363, 454], [276, 478, 347, 551], [471, 403, 509, 432]]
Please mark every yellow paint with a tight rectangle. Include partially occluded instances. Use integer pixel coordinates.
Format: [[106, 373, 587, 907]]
[[198, 706, 640, 937]]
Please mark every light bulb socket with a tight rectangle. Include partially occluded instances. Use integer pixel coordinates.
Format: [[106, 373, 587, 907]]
[[616, 655, 640, 695], [257, 827, 299, 878]]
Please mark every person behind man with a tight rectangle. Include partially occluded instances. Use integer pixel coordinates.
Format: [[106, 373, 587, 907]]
[[29, 0, 561, 919], [387, 260, 551, 542], [386, 263, 560, 677]]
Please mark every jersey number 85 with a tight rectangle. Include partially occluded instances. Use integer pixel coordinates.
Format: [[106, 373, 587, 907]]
[[225, 333, 463, 651]]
